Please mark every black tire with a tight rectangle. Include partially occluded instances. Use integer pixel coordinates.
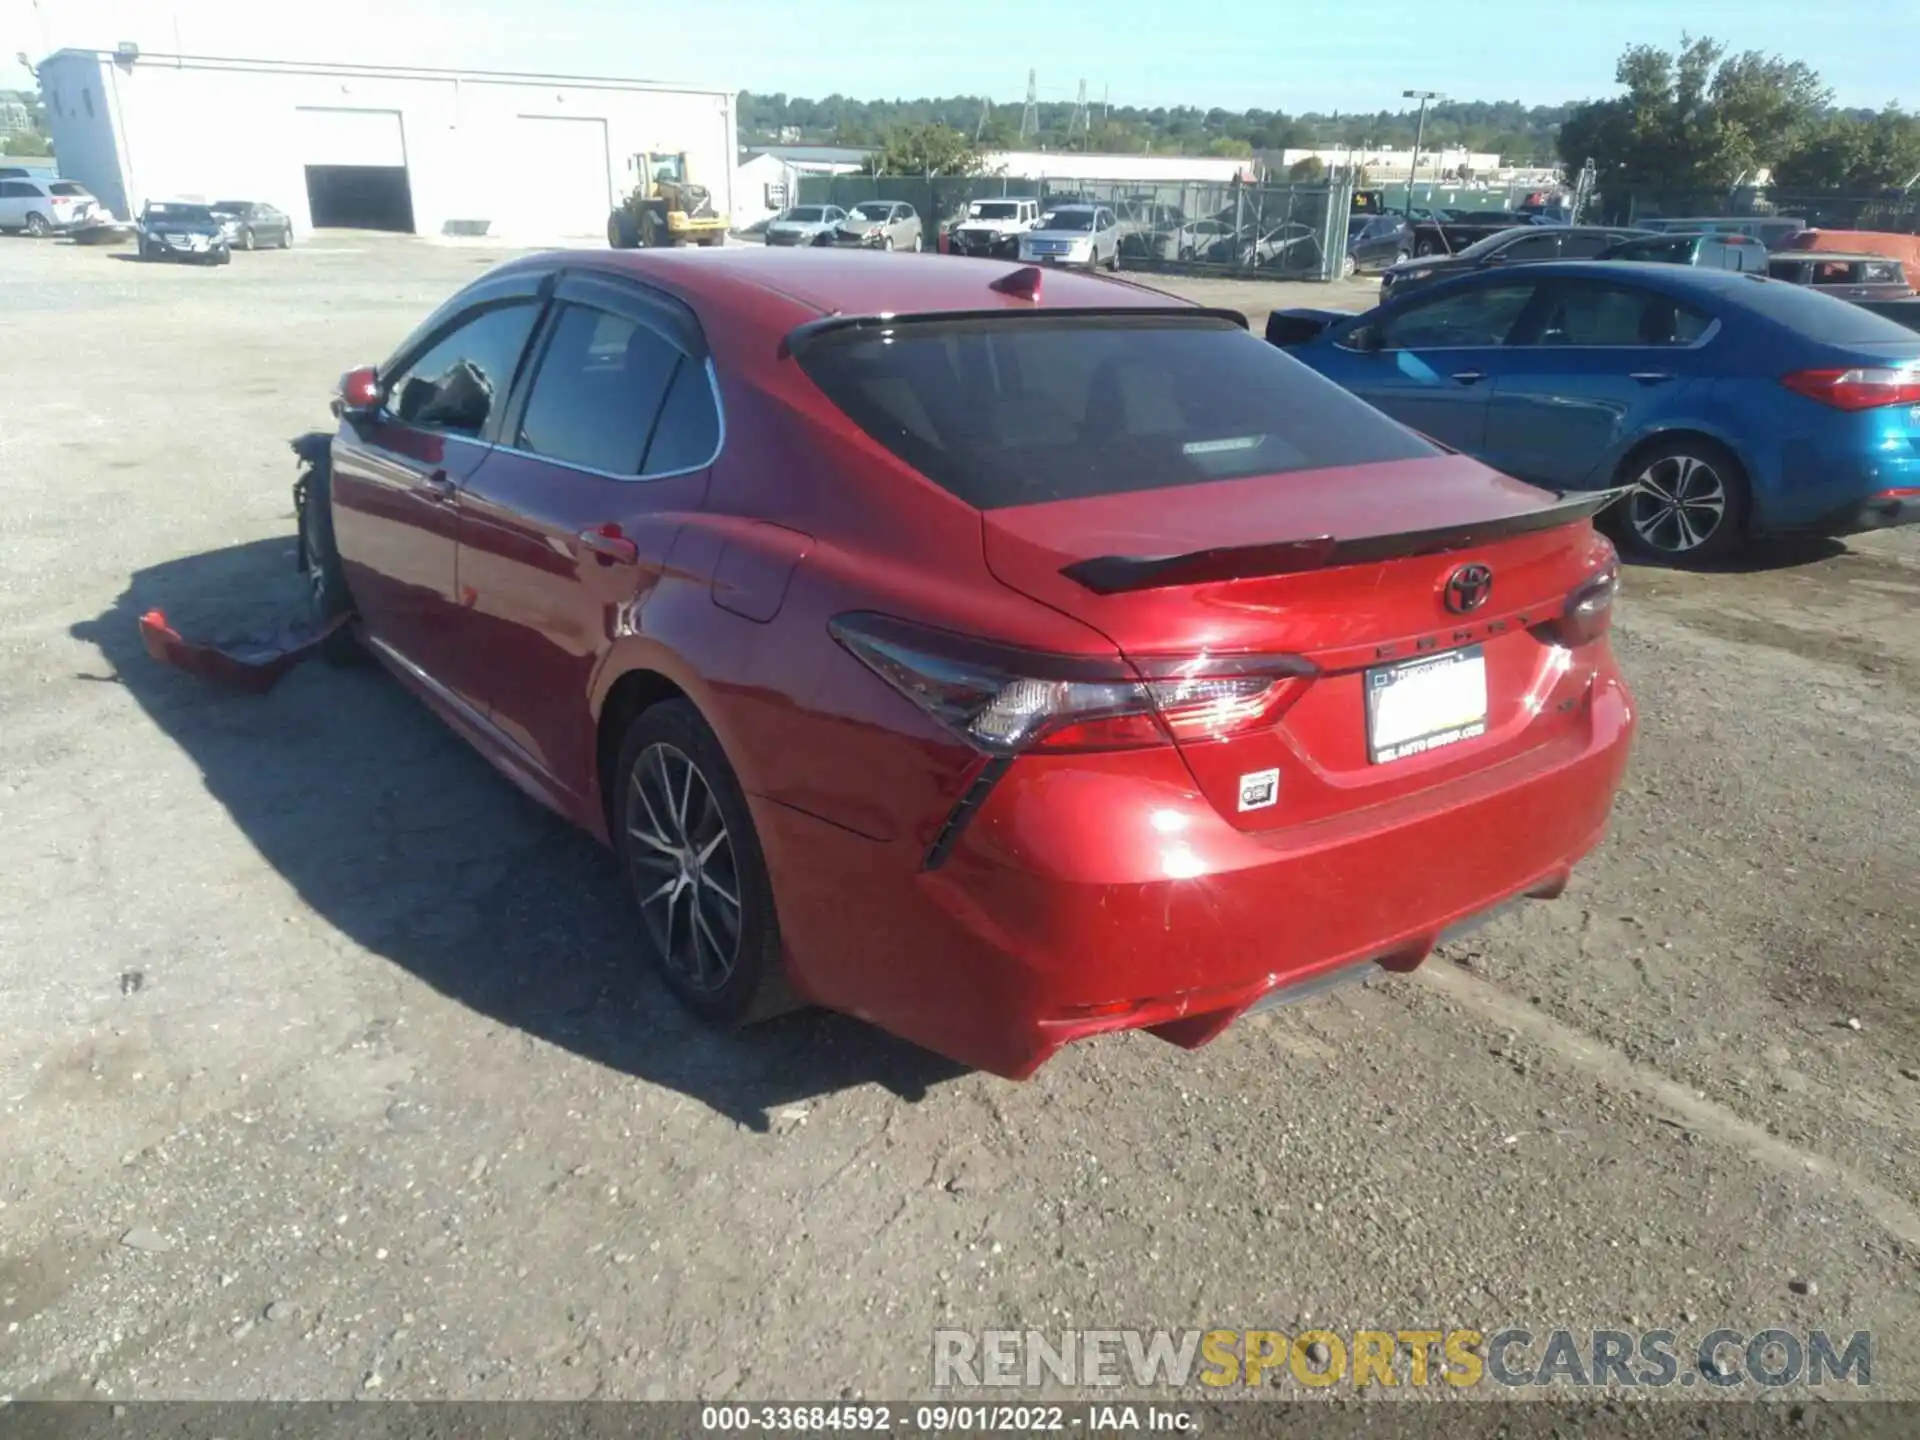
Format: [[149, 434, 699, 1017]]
[[1415, 238, 1438, 257], [1106, 247, 1121, 272], [612, 700, 792, 1025], [608, 208, 639, 249], [639, 208, 662, 249], [297, 456, 362, 665], [24, 212, 49, 237], [212, 249, 231, 266], [241, 228, 255, 251], [1613, 436, 1751, 565], [881, 234, 894, 251]]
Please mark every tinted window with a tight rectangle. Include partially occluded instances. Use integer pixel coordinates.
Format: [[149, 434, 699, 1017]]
[[387, 301, 540, 437], [516, 303, 681, 474], [796, 316, 1440, 510], [0, 181, 28, 198], [1740, 280, 1920, 342], [1558, 232, 1614, 259], [1499, 233, 1561, 261], [1863, 260, 1904, 285], [642, 359, 722, 475], [1380, 284, 1536, 348], [49, 182, 88, 197], [1532, 281, 1711, 346]]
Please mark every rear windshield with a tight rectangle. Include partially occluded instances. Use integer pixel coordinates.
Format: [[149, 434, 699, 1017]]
[[1739, 278, 1920, 343], [796, 315, 1441, 510], [50, 182, 88, 196], [784, 207, 826, 222]]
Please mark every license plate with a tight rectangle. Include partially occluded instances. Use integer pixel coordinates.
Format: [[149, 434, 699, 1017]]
[[1365, 646, 1489, 763]]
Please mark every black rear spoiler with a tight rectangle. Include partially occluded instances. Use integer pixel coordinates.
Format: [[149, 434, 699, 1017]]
[[1265, 308, 1354, 347], [1060, 486, 1632, 595]]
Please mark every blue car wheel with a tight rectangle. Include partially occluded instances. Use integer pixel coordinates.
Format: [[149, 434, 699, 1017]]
[[1618, 437, 1750, 564]]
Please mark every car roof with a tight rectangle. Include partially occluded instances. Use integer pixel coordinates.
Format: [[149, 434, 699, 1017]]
[[1405, 258, 1782, 300], [502, 248, 1193, 333], [1768, 251, 1898, 264]]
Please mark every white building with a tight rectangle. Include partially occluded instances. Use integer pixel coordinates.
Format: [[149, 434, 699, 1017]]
[[733, 145, 872, 229], [983, 150, 1255, 184], [37, 49, 738, 241], [1276, 146, 1502, 178]]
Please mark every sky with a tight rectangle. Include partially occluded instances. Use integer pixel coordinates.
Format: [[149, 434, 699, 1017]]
[[2, 0, 1913, 114]]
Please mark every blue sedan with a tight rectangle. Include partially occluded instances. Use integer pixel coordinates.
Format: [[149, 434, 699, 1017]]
[[1268, 261, 1920, 562]]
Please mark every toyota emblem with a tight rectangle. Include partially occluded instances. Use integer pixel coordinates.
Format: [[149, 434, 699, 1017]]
[[1444, 563, 1494, 614]]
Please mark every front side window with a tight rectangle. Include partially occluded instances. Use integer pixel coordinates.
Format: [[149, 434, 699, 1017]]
[[795, 315, 1440, 510], [1863, 260, 1904, 285], [1379, 284, 1537, 349], [386, 301, 540, 437], [1558, 232, 1614, 259], [1499, 233, 1561, 261]]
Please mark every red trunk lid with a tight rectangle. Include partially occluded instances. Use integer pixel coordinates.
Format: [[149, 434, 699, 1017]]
[[981, 456, 1618, 831]]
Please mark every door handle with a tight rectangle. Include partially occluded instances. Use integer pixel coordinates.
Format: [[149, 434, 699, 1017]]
[[1450, 370, 1486, 385], [420, 468, 457, 502], [1630, 372, 1675, 384], [578, 525, 639, 565]]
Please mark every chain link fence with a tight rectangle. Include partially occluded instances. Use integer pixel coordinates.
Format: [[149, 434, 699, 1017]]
[[1598, 188, 1920, 235], [792, 173, 1356, 281]]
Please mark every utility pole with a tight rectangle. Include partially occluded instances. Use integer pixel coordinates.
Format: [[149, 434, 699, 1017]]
[[1402, 89, 1441, 217], [1019, 70, 1039, 144]]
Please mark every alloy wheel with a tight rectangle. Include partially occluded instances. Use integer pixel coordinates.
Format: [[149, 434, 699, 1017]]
[[24, 213, 48, 237], [1628, 453, 1727, 555], [624, 742, 742, 994]]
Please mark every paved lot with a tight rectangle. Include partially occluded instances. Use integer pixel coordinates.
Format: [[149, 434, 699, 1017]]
[[1, 232, 1917, 1404]]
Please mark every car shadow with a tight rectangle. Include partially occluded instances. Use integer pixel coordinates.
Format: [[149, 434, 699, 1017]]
[[1619, 534, 1849, 575], [72, 536, 969, 1132]]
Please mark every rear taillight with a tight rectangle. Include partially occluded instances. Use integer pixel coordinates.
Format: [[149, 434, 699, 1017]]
[[1546, 562, 1619, 647], [1781, 366, 1920, 411], [830, 612, 1315, 755]]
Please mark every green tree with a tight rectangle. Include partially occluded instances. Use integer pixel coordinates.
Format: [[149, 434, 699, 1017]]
[[1772, 108, 1920, 191], [1558, 35, 1831, 190], [1287, 155, 1326, 182], [870, 122, 985, 177]]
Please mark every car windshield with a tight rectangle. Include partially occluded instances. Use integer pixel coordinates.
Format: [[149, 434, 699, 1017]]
[[796, 315, 1440, 510], [851, 203, 891, 220], [148, 204, 215, 224], [1457, 227, 1534, 259], [1040, 210, 1096, 231], [970, 203, 1021, 220], [784, 207, 827, 223], [50, 182, 89, 197]]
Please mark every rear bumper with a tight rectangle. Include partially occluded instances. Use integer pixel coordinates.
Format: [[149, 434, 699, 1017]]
[[760, 663, 1636, 1079]]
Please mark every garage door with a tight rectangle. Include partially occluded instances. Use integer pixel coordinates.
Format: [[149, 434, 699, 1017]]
[[297, 108, 414, 232], [294, 108, 407, 167], [508, 116, 612, 238]]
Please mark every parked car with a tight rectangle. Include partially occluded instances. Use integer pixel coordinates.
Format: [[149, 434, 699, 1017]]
[[1379, 225, 1649, 299], [1765, 251, 1914, 303], [1404, 213, 1562, 259], [211, 199, 294, 250], [1017, 203, 1122, 270], [300, 247, 1636, 1079], [136, 201, 232, 265], [949, 198, 1041, 258], [0, 177, 99, 234], [1267, 262, 1920, 563], [1348, 214, 1414, 274], [1595, 231, 1767, 273], [819, 200, 923, 252], [763, 205, 847, 247], [1637, 216, 1806, 250]]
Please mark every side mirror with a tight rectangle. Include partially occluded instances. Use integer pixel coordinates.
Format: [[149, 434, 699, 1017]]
[[1352, 325, 1385, 354], [334, 365, 380, 420]]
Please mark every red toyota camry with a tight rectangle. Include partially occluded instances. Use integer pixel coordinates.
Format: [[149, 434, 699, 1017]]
[[303, 246, 1635, 1079]]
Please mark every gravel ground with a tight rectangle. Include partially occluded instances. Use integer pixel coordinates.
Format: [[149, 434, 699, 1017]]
[[1, 232, 1916, 1406]]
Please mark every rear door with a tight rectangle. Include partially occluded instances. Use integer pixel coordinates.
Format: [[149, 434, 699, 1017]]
[[330, 274, 547, 689], [451, 270, 720, 795], [1484, 276, 1714, 488], [1342, 279, 1542, 451], [0, 180, 30, 227]]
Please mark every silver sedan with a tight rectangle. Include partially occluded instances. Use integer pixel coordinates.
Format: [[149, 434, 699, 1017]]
[[821, 200, 924, 252]]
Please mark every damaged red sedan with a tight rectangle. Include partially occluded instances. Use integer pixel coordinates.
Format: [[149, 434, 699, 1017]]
[[301, 247, 1635, 1079]]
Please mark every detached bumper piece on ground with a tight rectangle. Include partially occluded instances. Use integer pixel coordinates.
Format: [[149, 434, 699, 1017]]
[[138, 609, 351, 693]]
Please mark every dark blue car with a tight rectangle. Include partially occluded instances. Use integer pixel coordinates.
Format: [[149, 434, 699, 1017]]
[[1268, 261, 1920, 562]]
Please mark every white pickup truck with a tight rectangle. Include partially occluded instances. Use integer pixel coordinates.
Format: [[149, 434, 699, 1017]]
[[948, 198, 1041, 259]]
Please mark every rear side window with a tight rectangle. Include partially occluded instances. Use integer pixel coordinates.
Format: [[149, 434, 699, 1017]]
[[1533, 281, 1712, 347], [1863, 260, 1904, 285], [516, 303, 682, 474], [795, 316, 1440, 510]]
